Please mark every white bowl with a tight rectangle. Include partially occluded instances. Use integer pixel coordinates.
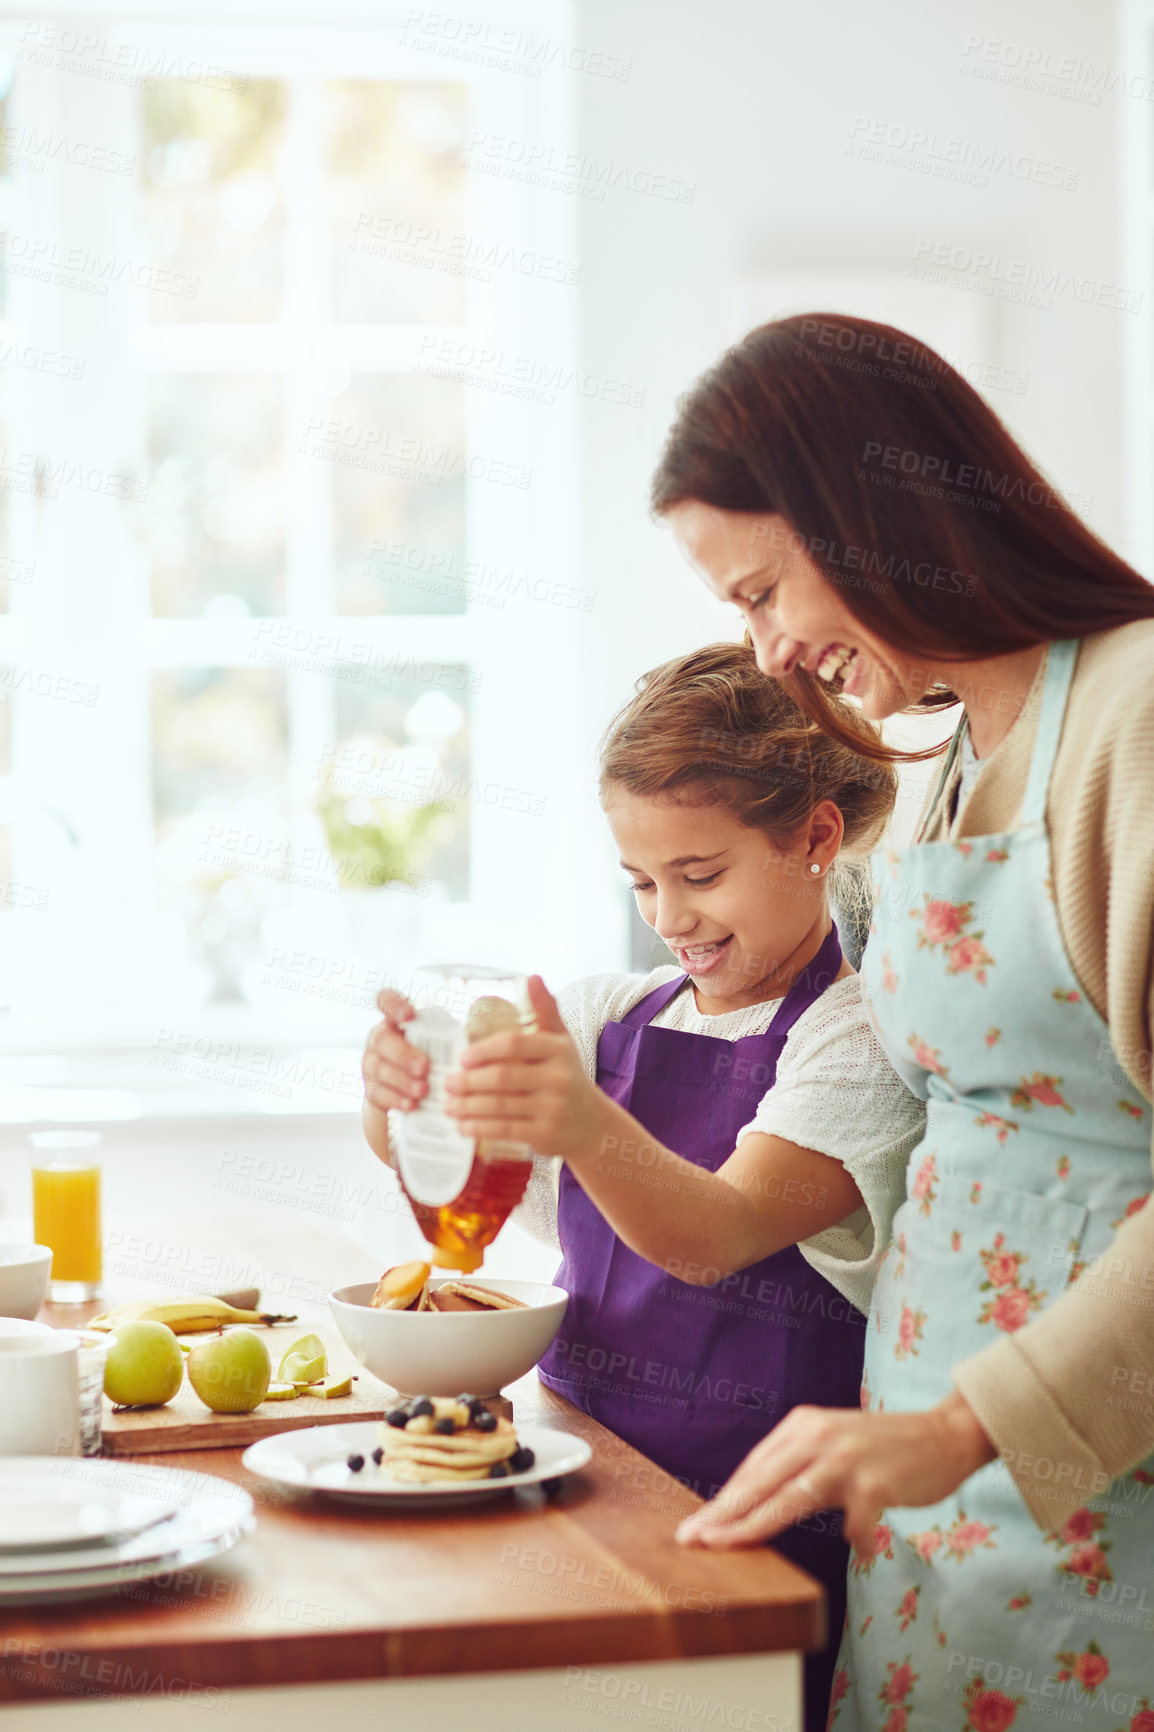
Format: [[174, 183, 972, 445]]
[[330, 1276, 568, 1398], [0, 1246, 52, 1320]]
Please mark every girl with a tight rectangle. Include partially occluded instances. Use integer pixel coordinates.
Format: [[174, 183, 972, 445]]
[[362, 642, 925, 1732]]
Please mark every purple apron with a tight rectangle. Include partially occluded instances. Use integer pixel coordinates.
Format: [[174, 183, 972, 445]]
[[539, 926, 861, 1732]]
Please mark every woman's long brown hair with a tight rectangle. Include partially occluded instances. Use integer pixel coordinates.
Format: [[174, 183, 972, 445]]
[[650, 313, 1154, 757]]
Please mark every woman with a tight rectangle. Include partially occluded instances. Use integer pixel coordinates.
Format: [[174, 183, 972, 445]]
[[658, 315, 1154, 1725]]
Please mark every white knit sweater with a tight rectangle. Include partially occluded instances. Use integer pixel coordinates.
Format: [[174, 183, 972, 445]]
[[516, 968, 925, 1315]]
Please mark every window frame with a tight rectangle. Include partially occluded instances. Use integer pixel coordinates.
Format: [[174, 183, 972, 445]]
[[0, 6, 590, 1054]]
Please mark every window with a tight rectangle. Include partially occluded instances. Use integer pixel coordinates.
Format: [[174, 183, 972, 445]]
[[0, 9, 589, 1051]]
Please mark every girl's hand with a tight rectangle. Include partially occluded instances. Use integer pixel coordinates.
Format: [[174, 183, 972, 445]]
[[675, 1391, 996, 1557], [362, 990, 428, 1114], [444, 976, 606, 1160]]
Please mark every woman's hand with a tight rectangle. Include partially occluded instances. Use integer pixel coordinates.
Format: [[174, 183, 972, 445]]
[[675, 1390, 996, 1557], [444, 976, 607, 1160], [362, 990, 427, 1115]]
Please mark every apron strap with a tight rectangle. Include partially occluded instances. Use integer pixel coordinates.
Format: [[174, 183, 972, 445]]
[[1020, 638, 1079, 828], [915, 721, 966, 845], [766, 922, 844, 1045], [619, 973, 691, 1028]]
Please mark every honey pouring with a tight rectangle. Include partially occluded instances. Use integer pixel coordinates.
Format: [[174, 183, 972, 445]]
[[391, 965, 536, 1272]]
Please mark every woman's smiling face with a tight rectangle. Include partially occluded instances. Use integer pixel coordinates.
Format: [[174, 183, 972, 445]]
[[603, 790, 841, 1014], [667, 500, 920, 721]]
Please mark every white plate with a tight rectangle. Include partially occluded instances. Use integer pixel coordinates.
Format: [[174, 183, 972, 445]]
[[0, 1462, 182, 1552], [0, 1460, 254, 1600], [0, 1520, 254, 1605], [243, 1421, 592, 1509]]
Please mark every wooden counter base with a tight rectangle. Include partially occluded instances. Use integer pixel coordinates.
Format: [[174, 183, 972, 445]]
[[0, 1653, 802, 1732]]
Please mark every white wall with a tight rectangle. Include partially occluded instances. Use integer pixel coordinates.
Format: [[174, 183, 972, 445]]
[[570, 0, 1130, 966], [0, 0, 1133, 1016]]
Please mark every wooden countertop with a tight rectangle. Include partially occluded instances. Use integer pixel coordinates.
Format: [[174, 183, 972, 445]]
[[0, 1215, 824, 1700]]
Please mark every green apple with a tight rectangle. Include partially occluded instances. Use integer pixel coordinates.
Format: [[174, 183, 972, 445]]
[[186, 1328, 271, 1413], [104, 1320, 185, 1408]]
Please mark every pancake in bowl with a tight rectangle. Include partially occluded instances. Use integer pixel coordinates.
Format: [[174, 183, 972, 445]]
[[368, 1263, 527, 1314]]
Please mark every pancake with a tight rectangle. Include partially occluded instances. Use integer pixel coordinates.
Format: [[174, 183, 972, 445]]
[[381, 1458, 495, 1484], [385, 1428, 517, 1471], [426, 1280, 526, 1313], [377, 1396, 523, 1484], [369, 1264, 525, 1313]]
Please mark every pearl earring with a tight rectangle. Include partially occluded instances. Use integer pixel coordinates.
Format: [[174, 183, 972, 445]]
[[809, 863, 822, 876]]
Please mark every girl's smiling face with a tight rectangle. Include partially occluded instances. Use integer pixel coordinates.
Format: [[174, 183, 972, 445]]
[[604, 790, 843, 1014]]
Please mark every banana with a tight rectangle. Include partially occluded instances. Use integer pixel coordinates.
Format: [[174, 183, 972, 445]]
[[89, 1294, 298, 1334]]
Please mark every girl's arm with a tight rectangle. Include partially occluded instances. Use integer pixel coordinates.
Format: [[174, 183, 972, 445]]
[[564, 1103, 860, 1280], [446, 977, 862, 1280], [361, 1096, 394, 1168]]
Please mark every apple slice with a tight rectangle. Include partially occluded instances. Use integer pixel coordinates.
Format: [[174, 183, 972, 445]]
[[304, 1373, 353, 1400], [276, 1333, 327, 1386]]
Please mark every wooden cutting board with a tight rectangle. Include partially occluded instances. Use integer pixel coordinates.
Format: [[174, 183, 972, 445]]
[[100, 1321, 397, 1456]]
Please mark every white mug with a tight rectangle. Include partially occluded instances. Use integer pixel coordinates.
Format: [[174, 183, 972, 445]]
[[0, 1332, 81, 1455], [0, 1318, 53, 1339]]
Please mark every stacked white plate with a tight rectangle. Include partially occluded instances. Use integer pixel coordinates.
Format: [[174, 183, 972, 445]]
[[0, 1457, 254, 1604]]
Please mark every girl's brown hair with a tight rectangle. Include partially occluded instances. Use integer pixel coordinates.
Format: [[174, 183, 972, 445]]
[[650, 313, 1154, 758], [599, 641, 897, 865]]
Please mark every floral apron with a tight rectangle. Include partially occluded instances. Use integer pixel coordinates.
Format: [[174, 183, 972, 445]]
[[835, 638, 1154, 1732]]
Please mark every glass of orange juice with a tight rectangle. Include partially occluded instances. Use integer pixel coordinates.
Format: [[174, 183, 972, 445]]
[[30, 1131, 104, 1304]]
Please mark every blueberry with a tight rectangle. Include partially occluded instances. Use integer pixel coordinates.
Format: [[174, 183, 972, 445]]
[[488, 1460, 511, 1479], [434, 1417, 456, 1435], [385, 1408, 409, 1428], [371, 1447, 383, 1465], [409, 1397, 434, 1418], [472, 1410, 498, 1433], [509, 1447, 535, 1474], [456, 1393, 480, 1410], [346, 1454, 365, 1473]]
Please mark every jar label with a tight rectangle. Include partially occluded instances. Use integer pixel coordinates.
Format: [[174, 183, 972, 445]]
[[394, 1013, 475, 1206]]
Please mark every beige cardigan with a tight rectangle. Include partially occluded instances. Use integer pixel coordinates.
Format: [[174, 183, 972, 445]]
[[914, 619, 1154, 1527]]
